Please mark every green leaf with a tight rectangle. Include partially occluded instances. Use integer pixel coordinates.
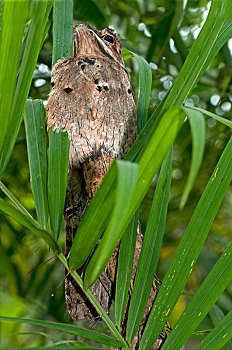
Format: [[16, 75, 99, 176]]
[[50, 340, 104, 348], [0, 0, 30, 154], [0, 199, 59, 252], [127, 51, 152, 134], [0, 1, 3, 37], [126, 149, 172, 343], [125, 0, 232, 165], [193, 330, 211, 337], [122, 50, 133, 61], [0, 181, 34, 220], [2, 348, 107, 350], [125, 95, 167, 162], [48, 128, 70, 239], [115, 211, 138, 329], [180, 108, 206, 209], [209, 305, 232, 350], [139, 135, 232, 350], [197, 20, 232, 83], [0, 0, 53, 178], [209, 304, 225, 325], [83, 160, 139, 289], [52, 0, 73, 66], [186, 107, 232, 129], [0, 316, 123, 348], [162, 242, 232, 350], [24, 100, 49, 229], [18, 331, 63, 344], [159, 0, 230, 112], [69, 107, 185, 273]]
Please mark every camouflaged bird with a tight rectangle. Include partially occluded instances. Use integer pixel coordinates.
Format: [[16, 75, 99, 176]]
[[46, 23, 136, 317], [46, 24, 167, 349]]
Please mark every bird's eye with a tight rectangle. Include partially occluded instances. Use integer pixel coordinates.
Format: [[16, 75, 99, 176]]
[[102, 34, 116, 45]]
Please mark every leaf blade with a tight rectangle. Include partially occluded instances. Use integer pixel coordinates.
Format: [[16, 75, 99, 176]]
[[0, 1, 53, 178], [126, 149, 172, 343], [24, 100, 49, 228], [83, 160, 139, 289], [125, 0, 232, 165], [0, 181, 34, 220], [115, 211, 138, 329], [139, 135, 232, 350], [180, 108, 206, 209], [0, 198, 58, 252], [162, 242, 232, 350], [209, 305, 232, 350], [128, 51, 152, 134], [0, 0, 30, 154], [0, 317, 124, 348], [48, 128, 70, 239], [52, 0, 73, 65], [187, 106, 232, 128]]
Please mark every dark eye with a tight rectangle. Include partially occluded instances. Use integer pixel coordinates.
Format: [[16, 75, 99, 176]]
[[102, 34, 116, 45]]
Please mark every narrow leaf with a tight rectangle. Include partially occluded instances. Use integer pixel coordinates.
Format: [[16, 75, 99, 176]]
[[0, 317, 123, 348], [48, 128, 70, 239], [0, 0, 30, 154], [209, 305, 225, 326], [52, 0, 73, 65], [187, 106, 232, 128], [209, 305, 232, 350], [0, 199, 58, 252], [180, 108, 206, 209], [0, 1, 52, 178], [126, 149, 172, 343], [139, 136, 232, 350], [83, 160, 139, 289], [197, 20, 232, 83], [162, 242, 232, 350], [0, 181, 34, 220], [125, 0, 232, 164], [0, 1, 3, 36], [128, 51, 152, 134], [24, 100, 49, 228], [115, 211, 138, 329], [3, 348, 107, 350], [18, 330, 63, 343], [159, 0, 229, 113]]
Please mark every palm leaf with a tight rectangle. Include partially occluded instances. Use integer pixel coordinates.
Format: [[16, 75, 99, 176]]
[[126, 149, 172, 343], [162, 241, 232, 349], [24, 100, 49, 229], [48, 128, 70, 239], [139, 135, 232, 350], [0, 317, 123, 348], [180, 108, 206, 209], [0, 0, 30, 154], [0, 0, 53, 178], [52, 0, 73, 65]]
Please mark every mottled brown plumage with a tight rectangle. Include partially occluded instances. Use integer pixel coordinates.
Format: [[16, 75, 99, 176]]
[[46, 23, 136, 319], [46, 24, 166, 349]]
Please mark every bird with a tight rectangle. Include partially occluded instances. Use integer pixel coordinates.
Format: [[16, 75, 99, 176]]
[[46, 23, 137, 320]]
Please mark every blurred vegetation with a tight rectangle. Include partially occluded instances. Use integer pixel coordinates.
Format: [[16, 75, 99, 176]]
[[1, 0, 232, 348]]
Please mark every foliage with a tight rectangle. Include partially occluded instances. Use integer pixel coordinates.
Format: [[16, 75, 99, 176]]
[[1, 0, 232, 349]]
